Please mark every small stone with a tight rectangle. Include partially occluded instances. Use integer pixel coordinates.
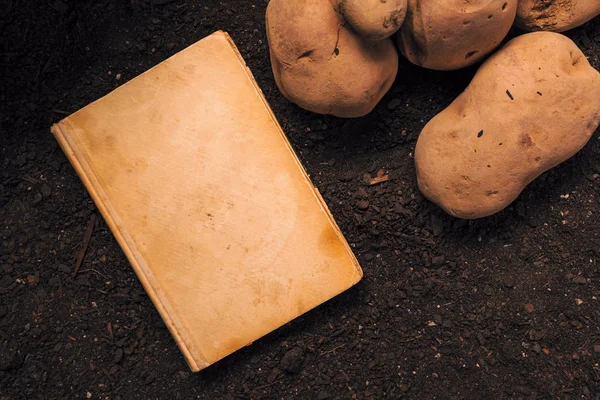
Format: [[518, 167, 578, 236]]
[[387, 98, 402, 110], [501, 275, 515, 288], [593, 344, 600, 354], [575, 298, 583, 305], [573, 276, 587, 284], [41, 184, 51, 197], [432, 255, 444, 266], [58, 264, 71, 273], [144, 374, 155, 385], [27, 272, 39, 287], [571, 353, 579, 361], [114, 348, 123, 363], [531, 343, 541, 354], [528, 329, 546, 341], [337, 172, 354, 182], [166, 43, 176, 51], [524, 303, 534, 313], [178, 371, 189, 380], [317, 391, 330, 400], [280, 347, 304, 373], [356, 200, 369, 211]]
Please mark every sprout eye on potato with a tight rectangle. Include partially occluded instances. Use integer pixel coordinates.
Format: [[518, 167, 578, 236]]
[[516, 0, 600, 32], [265, 0, 403, 118], [414, 32, 600, 219], [398, 0, 518, 71]]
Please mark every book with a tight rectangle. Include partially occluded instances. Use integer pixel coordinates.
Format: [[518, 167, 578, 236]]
[[51, 31, 362, 372]]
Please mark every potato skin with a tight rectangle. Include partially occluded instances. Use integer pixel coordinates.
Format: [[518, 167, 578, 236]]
[[398, 0, 518, 71], [516, 0, 600, 32], [336, 0, 408, 40], [415, 32, 600, 219], [266, 0, 398, 118]]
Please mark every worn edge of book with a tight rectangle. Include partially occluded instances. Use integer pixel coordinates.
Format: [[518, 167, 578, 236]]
[[50, 30, 363, 372]]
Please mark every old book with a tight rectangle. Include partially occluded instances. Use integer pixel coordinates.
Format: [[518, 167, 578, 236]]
[[51, 31, 362, 372]]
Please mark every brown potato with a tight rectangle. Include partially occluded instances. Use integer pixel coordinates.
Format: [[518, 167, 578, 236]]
[[516, 0, 600, 32], [266, 0, 398, 118], [335, 0, 408, 40], [415, 32, 600, 219], [398, 0, 518, 70]]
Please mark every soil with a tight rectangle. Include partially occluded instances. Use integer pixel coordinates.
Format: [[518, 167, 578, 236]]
[[1, 1, 600, 399]]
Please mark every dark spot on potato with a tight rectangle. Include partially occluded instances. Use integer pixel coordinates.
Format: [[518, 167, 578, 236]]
[[334, 47, 339, 56], [499, 142, 503, 146], [487, 165, 491, 168], [536, 91, 542, 96], [477, 130, 483, 138], [520, 132, 534, 147], [535, 156, 541, 162], [298, 49, 313, 61], [506, 90, 514, 100], [463, 20, 471, 25], [488, 15, 493, 19], [465, 50, 479, 59], [502, 2, 508, 10], [485, 190, 500, 196]]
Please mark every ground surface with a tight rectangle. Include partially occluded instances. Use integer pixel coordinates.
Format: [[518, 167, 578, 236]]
[[1, 1, 600, 399]]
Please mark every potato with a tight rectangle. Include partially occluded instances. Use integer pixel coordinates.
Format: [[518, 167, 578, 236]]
[[414, 32, 600, 219], [335, 0, 408, 40], [398, 0, 518, 70], [266, 0, 398, 118], [515, 0, 600, 32]]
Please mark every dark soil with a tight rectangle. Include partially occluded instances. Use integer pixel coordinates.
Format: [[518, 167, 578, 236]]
[[1, 1, 600, 399]]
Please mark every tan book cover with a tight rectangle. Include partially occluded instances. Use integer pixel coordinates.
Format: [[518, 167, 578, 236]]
[[51, 31, 362, 372]]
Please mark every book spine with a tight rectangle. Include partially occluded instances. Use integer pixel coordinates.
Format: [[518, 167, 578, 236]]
[[50, 122, 208, 372]]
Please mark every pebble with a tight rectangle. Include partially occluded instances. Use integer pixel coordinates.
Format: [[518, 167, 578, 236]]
[[58, 264, 72, 273], [317, 391, 330, 400], [524, 303, 535, 313], [528, 329, 546, 341], [357, 200, 369, 211], [41, 184, 51, 197], [280, 347, 304, 373], [387, 98, 402, 110], [593, 344, 600, 354], [114, 348, 123, 364], [573, 276, 587, 284], [501, 275, 515, 288]]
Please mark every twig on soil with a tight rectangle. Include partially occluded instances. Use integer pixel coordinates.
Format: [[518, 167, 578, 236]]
[[368, 175, 390, 185], [52, 109, 71, 115], [72, 214, 96, 277], [20, 175, 38, 184], [398, 335, 422, 343], [78, 268, 107, 278], [107, 322, 113, 339], [320, 344, 345, 356]]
